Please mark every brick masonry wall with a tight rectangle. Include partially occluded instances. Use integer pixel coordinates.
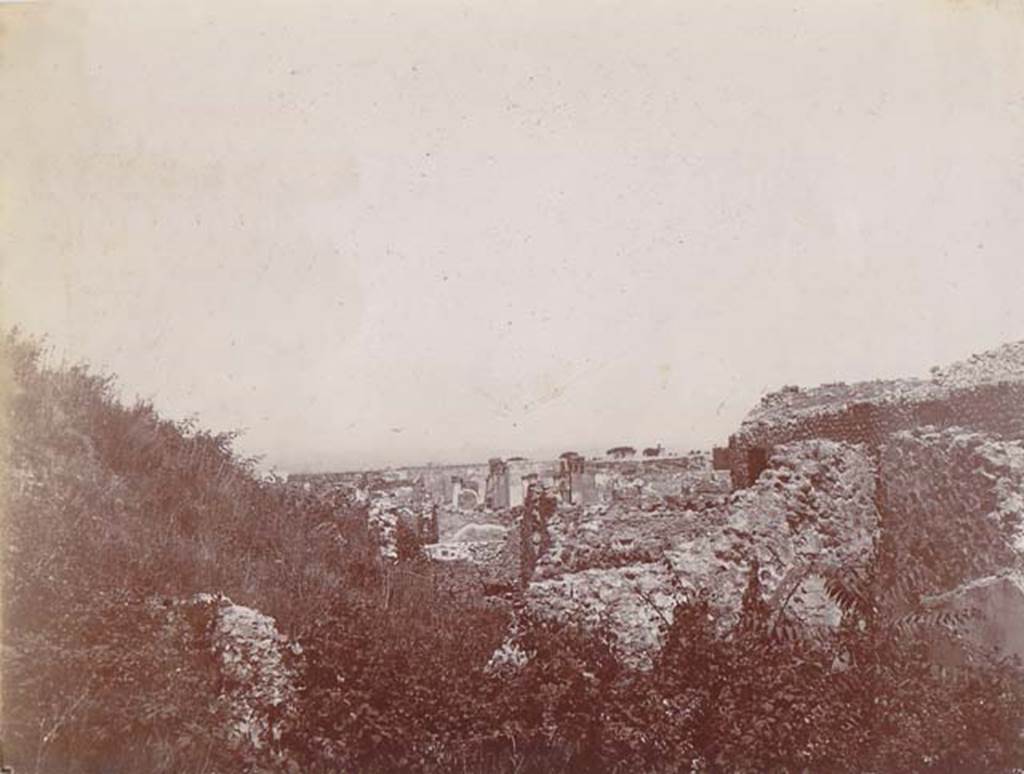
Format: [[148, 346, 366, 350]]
[[728, 383, 1024, 488]]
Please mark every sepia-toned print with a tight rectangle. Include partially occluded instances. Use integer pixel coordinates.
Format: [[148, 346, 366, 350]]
[[3, 1, 1024, 772]]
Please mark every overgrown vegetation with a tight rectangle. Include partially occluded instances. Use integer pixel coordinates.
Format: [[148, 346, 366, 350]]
[[1, 330, 373, 771], [3, 330, 1024, 773]]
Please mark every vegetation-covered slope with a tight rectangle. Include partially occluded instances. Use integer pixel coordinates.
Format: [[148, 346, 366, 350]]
[[1, 331, 368, 770]]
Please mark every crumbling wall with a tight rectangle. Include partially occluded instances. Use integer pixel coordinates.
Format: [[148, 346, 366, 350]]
[[712, 446, 730, 470], [869, 427, 1024, 667], [728, 382, 1024, 488], [507, 440, 879, 664], [520, 484, 558, 586], [531, 503, 702, 580], [485, 458, 510, 509], [558, 454, 598, 505], [163, 594, 300, 760], [507, 459, 560, 505], [668, 440, 878, 632]]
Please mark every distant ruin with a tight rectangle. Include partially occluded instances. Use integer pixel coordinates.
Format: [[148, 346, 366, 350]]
[[285, 340, 1024, 668], [289, 449, 722, 546]]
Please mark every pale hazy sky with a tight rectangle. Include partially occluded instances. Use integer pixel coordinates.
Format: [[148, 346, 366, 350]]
[[2, 0, 1024, 471]]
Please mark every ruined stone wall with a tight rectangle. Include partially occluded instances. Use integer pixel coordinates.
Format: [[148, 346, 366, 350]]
[[506, 460, 559, 505], [712, 446, 730, 470], [294, 463, 495, 508], [380, 463, 492, 506], [507, 441, 879, 664], [158, 594, 300, 758], [568, 468, 597, 504], [922, 573, 1024, 667], [485, 459, 510, 509], [519, 484, 558, 586], [728, 382, 1024, 488]]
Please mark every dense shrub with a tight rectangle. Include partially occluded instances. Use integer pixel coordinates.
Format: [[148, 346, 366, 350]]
[[284, 567, 1024, 773], [0, 332, 368, 769], [4, 589, 236, 773]]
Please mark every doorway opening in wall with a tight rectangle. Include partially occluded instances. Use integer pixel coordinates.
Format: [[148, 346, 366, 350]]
[[748, 447, 769, 483]]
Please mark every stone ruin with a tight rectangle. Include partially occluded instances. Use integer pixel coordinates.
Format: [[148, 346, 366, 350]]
[[420, 454, 733, 613], [289, 450, 727, 591], [155, 593, 301, 766], [493, 440, 879, 666], [296, 339, 1024, 671], [483, 454, 598, 510], [493, 339, 1024, 669], [717, 341, 1024, 489]]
